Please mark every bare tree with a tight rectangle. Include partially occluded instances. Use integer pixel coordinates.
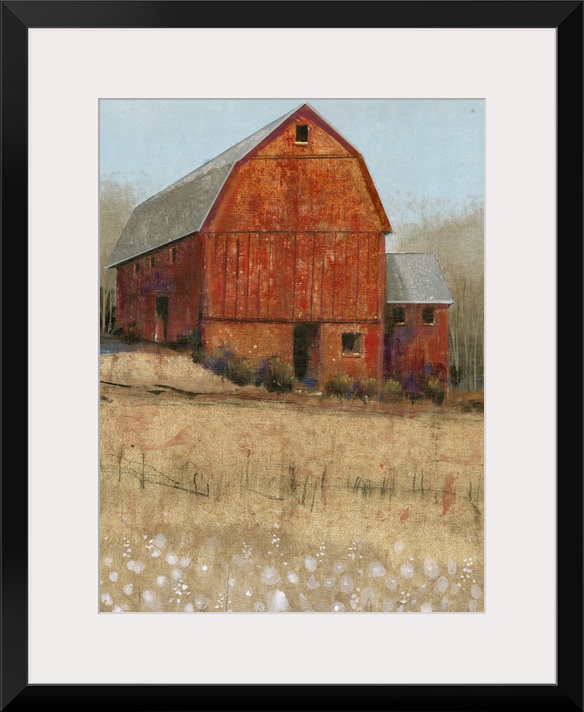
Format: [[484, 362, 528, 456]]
[[99, 180, 142, 333], [387, 197, 484, 391]]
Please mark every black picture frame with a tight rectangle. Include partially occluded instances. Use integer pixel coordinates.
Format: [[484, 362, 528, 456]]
[[2, 2, 582, 710]]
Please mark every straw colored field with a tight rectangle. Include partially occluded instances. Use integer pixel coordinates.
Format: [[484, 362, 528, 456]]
[[100, 351, 484, 613]]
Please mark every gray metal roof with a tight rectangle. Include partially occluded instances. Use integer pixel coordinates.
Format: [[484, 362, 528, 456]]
[[106, 104, 303, 268], [386, 253, 454, 304]]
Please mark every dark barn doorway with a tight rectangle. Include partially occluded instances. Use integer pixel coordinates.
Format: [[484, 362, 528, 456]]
[[155, 296, 169, 342], [293, 323, 319, 382]]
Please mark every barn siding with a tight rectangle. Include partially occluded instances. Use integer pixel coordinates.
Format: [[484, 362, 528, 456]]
[[202, 319, 294, 365], [384, 304, 450, 389], [321, 323, 382, 384], [115, 234, 203, 343], [203, 231, 383, 323]]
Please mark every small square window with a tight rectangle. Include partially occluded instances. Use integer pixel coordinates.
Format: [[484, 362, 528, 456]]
[[295, 125, 309, 143], [393, 307, 405, 325], [342, 332, 362, 355], [422, 307, 435, 324], [171, 247, 177, 264], [150, 257, 156, 268]]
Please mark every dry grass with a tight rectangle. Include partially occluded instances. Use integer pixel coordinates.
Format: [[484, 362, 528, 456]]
[[100, 349, 239, 393], [100, 351, 484, 613]]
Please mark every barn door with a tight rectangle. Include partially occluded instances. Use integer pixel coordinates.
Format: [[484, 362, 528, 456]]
[[293, 323, 319, 383], [154, 296, 169, 342]]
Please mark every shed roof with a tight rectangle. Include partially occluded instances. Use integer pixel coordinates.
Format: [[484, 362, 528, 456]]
[[106, 102, 391, 268], [386, 253, 454, 304]]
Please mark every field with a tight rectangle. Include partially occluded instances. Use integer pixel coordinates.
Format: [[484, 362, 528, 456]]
[[100, 348, 484, 613]]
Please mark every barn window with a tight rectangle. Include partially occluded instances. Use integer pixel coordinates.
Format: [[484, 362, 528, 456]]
[[295, 125, 309, 143], [150, 256, 156, 268], [171, 247, 177, 264], [134, 262, 140, 274], [393, 307, 406, 325], [342, 333, 362, 356], [422, 307, 435, 324]]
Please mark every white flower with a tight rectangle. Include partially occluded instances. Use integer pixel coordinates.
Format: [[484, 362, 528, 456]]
[[267, 590, 290, 612], [261, 566, 280, 585], [195, 595, 209, 610], [361, 587, 376, 607], [127, 560, 145, 574], [153, 533, 166, 548], [339, 574, 354, 594], [385, 577, 398, 591], [307, 576, 320, 590], [434, 576, 449, 596], [368, 562, 385, 578], [424, 558, 439, 579], [304, 556, 317, 572]]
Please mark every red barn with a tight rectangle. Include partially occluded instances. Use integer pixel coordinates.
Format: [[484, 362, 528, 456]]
[[384, 253, 453, 394], [107, 104, 454, 392], [107, 103, 392, 387]]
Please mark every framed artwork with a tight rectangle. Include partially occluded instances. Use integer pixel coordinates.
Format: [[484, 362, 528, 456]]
[[8, 1, 582, 709]]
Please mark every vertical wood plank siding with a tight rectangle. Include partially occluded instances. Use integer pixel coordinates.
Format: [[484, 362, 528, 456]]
[[204, 231, 382, 322]]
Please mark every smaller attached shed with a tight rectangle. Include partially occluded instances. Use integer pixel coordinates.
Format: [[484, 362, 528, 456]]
[[384, 253, 453, 393]]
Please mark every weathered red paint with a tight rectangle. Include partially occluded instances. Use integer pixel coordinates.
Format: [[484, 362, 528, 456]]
[[384, 304, 450, 392], [204, 231, 382, 323], [116, 236, 204, 344]]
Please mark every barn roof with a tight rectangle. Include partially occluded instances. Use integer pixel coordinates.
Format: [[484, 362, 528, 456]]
[[386, 253, 454, 304], [106, 105, 302, 268], [106, 102, 391, 268]]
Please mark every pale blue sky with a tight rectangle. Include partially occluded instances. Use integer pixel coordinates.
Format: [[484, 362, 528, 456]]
[[100, 99, 484, 225]]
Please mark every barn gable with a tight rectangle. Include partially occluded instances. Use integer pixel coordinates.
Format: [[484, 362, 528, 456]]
[[205, 105, 391, 234]]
